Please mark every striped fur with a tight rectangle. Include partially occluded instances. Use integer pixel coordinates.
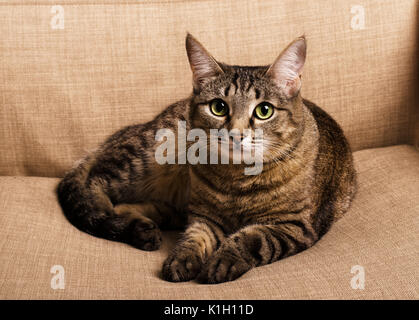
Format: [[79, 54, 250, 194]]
[[57, 35, 356, 284]]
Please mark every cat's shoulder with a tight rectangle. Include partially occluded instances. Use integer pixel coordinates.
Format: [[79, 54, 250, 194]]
[[302, 98, 345, 136], [302, 98, 352, 160]]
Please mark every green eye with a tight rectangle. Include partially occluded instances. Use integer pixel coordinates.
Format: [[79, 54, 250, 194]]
[[210, 99, 228, 117], [254, 102, 274, 120]]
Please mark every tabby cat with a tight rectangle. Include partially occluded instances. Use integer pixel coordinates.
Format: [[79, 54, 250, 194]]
[[57, 34, 357, 283]]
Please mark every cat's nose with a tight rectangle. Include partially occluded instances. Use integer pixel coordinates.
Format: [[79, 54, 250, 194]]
[[230, 133, 245, 144]]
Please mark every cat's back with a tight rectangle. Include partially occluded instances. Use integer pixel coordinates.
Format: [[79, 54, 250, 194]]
[[303, 98, 357, 236]]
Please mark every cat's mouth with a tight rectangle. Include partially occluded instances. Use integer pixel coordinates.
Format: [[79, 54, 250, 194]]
[[218, 138, 241, 151], [216, 137, 246, 152], [214, 137, 265, 164]]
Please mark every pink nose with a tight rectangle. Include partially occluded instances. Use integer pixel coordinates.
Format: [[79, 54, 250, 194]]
[[230, 134, 244, 144]]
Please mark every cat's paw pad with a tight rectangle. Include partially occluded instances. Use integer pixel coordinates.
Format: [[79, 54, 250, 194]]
[[162, 250, 202, 282], [130, 219, 162, 251], [198, 248, 251, 284]]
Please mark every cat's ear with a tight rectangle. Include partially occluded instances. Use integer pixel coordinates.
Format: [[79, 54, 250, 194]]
[[185, 33, 224, 90], [266, 36, 306, 98]]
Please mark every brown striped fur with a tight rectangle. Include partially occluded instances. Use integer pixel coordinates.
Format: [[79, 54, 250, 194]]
[[57, 34, 356, 283]]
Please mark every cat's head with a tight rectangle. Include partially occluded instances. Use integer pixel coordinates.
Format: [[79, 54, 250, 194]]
[[186, 33, 307, 164]]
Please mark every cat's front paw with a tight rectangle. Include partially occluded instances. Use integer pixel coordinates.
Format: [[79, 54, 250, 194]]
[[198, 247, 252, 284], [162, 250, 203, 282], [130, 219, 162, 251]]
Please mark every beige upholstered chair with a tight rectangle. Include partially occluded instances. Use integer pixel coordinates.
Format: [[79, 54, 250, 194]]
[[0, 0, 417, 299]]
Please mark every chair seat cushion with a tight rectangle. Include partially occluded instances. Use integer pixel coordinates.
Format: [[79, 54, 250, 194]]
[[0, 144, 418, 299]]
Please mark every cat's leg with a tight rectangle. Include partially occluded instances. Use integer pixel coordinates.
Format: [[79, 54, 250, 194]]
[[112, 203, 162, 251], [58, 168, 173, 251], [162, 216, 226, 282], [113, 202, 187, 251], [198, 222, 317, 284], [114, 202, 186, 230]]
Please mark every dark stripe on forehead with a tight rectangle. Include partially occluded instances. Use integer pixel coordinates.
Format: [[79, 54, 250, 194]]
[[255, 88, 260, 99], [232, 73, 239, 93], [224, 85, 231, 96], [245, 81, 253, 93]]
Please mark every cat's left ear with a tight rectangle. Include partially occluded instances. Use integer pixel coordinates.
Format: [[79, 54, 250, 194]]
[[185, 33, 224, 90], [266, 36, 306, 98]]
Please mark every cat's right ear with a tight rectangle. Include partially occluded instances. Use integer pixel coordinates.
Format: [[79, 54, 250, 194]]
[[266, 36, 307, 99], [185, 33, 224, 90]]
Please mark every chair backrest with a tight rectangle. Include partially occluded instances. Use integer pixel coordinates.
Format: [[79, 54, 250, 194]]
[[0, 0, 417, 177]]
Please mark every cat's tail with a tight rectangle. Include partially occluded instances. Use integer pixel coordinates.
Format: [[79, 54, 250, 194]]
[[56, 156, 161, 250], [56, 155, 124, 238]]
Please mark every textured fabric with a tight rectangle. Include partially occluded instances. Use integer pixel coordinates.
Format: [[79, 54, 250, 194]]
[[0, 0, 418, 177], [0, 145, 418, 300], [414, 102, 419, 149]]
